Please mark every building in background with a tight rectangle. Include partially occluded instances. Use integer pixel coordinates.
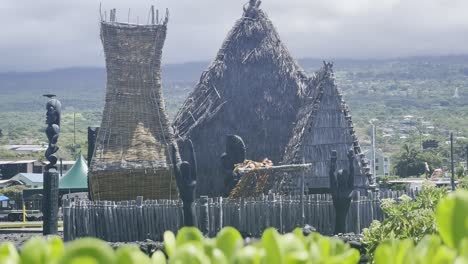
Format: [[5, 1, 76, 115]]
[[10, 173, 43, 189], [0, 160, 39, 178], [23, 155, 89, 199], [363, 148, 390, 177], [0, 179, 22, 188], [0, 160, 75, 179], [3, 145, 47, 155]]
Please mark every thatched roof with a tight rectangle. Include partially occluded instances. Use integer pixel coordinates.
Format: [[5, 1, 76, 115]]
[[172, 0, 308, 196], [283, 62, 373, 190], [89, 7, 179, 200], [229, 163, 312, 198]]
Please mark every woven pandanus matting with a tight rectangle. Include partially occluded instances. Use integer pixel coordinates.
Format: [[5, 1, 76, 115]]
[[89, 168, 178, 201]]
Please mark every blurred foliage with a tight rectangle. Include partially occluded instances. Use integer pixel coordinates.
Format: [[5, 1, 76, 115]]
[[0, 227, 360, 264], [374, 189, 468, 264], [0, 147, 16, 159], [456, 165, 466, 178], [0, 185, 26, 200], [392, 144, 443, 178], [363, 183, 447, 255], [459, 177, 468, 190]]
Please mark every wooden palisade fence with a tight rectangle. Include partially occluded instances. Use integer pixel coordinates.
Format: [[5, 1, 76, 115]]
[[63, 190, 416, 242]]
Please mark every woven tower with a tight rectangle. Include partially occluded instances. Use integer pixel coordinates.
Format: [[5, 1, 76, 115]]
[[89, 7, 178, 201]]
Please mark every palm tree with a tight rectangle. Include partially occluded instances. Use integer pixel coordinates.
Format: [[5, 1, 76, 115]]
[[395, 144, 425, 178]]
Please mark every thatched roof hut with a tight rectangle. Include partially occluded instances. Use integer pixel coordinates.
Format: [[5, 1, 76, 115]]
[[283, 62, 373, 192], [89, 7, 179, 201], [172, 0, 308, 196]]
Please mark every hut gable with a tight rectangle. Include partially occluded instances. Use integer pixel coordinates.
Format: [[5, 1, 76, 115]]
[[173, 1, 308, 196], [283, 62, 371, 191], [89, 7, 178, 201]]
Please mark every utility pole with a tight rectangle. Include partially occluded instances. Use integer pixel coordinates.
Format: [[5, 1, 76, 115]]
[[412, 120, 423, 151], [450, 133, 455, 191], [300, 157, 305, 227], [372, 124, 376, 177], [419, 130, 422, 151], [465, 145, 468, 175], [73, 112, 76, 156], [73, 112, 76, 146]]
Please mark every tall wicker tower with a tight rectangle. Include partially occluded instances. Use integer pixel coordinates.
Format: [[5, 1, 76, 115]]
[[89, 7, 178, 201]]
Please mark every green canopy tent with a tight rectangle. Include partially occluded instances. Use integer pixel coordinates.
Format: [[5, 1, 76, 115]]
[[23, 155, 89, 199], [59, 155, 88, 191]]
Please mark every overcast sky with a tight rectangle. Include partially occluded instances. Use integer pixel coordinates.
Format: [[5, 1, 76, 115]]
[[1, 0, 467, 72]]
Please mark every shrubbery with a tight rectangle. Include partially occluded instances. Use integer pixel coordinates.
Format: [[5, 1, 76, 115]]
[[374, 190, 468, 264], [392, 145, 444, 178], [363, 183, 447, 254], [459, 177, 468, 190], [0, 186, 26, 201]]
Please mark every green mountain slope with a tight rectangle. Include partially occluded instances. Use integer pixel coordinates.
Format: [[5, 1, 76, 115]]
[[1, 56, 467, 159]]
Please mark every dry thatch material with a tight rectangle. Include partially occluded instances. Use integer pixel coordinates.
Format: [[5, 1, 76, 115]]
[[283, 62, 373, 191], [172, 1, 308, 196], [89, 7, 179, 201], [229, 163, 312, 198]]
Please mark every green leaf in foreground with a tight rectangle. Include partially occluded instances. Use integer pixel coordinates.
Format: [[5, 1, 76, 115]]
[[175, 227, 204, 247], [280, 233, 305, 254], [231, 246, 262, 264], [308, 233, 359, 264], [209, 248, 228, 264], [151, 251, 167, 264], [0, 242, 19, 264], [47, 236, 65, 262], [58, 237, 116, 264], [261, 228, 282, 264], [374, 239, 414, 264], [215, 227, 243, 259], [169, 244, 210, 264], [413, 235, 456, 264], [115, 245, 151, 264], [20, 237, 51, 264], [436, 190, 468, 249], [163, 231, 176, 258], [284, 251, 309, 264], [454, 256, 468, 264]]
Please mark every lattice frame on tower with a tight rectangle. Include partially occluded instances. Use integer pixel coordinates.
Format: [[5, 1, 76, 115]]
[[89, 7, 178, 201]]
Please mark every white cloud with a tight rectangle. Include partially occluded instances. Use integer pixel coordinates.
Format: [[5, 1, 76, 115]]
[[0, 0, 467, 71]]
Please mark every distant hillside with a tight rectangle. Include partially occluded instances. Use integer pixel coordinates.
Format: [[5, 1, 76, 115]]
[[2, 55, 467, 109], [0, 62, 210, 113], [1, 55, 467, 158], [300, 55, 468, 70]]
